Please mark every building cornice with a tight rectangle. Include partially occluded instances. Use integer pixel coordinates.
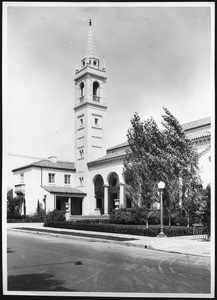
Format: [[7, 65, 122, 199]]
[[74, 101, 108, 111], [88, 154, 126, 168], [75, 68, 107, 82]]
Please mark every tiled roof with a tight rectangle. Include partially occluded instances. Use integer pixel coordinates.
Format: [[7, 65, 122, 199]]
[[107, 142, 129, 153], [42, 185, 86, 195], [182, 117, 211, 131], [89, 117, 211, 166], [186, 131, 211, 141], [88, 149, 126, 166], [12, 160, 75, 172], [107, 117, 211, 152]]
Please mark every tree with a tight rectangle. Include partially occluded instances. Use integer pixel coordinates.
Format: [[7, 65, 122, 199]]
[[124, 108, 202, 228], [200, 185, 211, 238], [161, 107, 201, 227], [36, 199, 44, 217], [7, 196, 24, 219], [162, 108, 201, 226], [123, 113, 167, 227]]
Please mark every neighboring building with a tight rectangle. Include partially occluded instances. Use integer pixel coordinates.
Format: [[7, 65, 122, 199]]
[[12, 156, 86, 215], [12, 21, 211, 216]]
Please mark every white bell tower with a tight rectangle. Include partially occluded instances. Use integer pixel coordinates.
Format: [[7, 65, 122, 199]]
[[74, 20, 107, 210]]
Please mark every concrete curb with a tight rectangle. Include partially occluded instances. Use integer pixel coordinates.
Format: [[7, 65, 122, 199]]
[[8, 227, 210, 258], [8, 227, 149, 247]]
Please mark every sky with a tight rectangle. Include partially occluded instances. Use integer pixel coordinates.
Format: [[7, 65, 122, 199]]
[[4, 2, 214, 189]]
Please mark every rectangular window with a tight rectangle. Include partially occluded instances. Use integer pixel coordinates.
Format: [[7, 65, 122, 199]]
[[64, 174, 71, 185], [48, 173, 55, 184]]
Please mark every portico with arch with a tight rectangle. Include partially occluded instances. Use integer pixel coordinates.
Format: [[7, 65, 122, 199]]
[[87, 158, 127, 216]]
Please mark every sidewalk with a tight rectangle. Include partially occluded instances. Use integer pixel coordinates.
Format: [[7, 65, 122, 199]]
[[7, 223, 212, 257]]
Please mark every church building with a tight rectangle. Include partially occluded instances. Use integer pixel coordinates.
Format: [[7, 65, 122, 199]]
[[12, 21, 211, 217]]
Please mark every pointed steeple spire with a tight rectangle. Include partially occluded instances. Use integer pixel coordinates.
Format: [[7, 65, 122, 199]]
[[84, 19, 98, 59]]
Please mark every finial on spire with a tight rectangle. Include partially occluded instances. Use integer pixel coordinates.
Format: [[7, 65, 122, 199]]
[[89, 19, 92, 27]]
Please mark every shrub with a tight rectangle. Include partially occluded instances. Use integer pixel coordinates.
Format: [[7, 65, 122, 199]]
[[73, 219, 110, 225], [44, 220, 195, 237], [148, 210, 160, 225], [7, 214, 45, 223], [109, 208, 147, 225], [7, 197, 24, 219], [46, 209, 66, 222], [131, 208, 147, 224], [44, 220, 160, 236], [109, 208, 132, 224], [164, 227, 193, 237]]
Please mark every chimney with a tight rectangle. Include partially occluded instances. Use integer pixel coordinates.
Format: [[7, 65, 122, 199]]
[[48, 156, 58, 163]]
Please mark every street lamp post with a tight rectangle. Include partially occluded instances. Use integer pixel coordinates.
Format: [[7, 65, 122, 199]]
[[157, 181, 167, 238], [43, 191, 48, 224]]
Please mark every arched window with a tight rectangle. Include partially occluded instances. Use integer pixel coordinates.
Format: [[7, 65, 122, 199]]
[[80, 82, 84, 101], [94, 175, 104, 213], [93, 81, 100, 102]]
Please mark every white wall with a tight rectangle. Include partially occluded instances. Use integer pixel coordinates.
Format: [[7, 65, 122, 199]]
[[198, 150, 211, 188], [13, 167, 76, 215]]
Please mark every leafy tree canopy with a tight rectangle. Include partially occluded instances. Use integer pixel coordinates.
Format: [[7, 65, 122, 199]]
[[123, 107, 202, 224]]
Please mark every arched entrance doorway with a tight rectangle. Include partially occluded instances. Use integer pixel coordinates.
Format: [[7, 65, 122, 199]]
[[94, 175, 104, 215], [108, 172, 120, 213]]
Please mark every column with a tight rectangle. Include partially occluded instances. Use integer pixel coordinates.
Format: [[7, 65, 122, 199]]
[[119, 182, 125, 208], [103, 184, 109, 215], [69, 197, 71, 215]]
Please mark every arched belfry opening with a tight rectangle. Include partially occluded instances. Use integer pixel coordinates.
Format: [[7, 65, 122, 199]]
[[93, 81, 100, 102], [94, 175, 104, 214], [108, 172, 120, 213]]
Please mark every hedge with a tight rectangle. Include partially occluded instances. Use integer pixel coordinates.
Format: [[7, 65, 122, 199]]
[[7, 214, 45, 223], [44, 221, 197, 237], [110, 208, 195, 227]]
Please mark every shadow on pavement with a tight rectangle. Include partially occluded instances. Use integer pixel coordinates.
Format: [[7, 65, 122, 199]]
[[8, 273, 79, 291]]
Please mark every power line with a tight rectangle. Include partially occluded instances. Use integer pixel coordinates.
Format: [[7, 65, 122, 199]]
[[7, 152, 47, 160]]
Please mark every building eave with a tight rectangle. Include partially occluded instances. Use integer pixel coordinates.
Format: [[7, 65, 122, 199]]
[[88, 154, 126, 168], [12, 162, 76, 173], [41, 185, 86, 196]]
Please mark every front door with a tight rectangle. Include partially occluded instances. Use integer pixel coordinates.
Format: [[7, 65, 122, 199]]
[[71, 197, 82, 215], [56, 199, 61, 210]]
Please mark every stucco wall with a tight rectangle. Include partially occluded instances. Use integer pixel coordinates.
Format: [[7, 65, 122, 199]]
[[198, 150, 211, 188], [13, 167, 76, 215]]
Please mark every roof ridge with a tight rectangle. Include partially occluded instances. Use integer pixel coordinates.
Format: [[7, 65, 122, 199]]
[[182, 116, 211, 130], [12, 159, 75, 172], [107, 116, 211, 152]]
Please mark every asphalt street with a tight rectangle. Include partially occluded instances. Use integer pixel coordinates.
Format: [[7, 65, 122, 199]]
[[7, 230, 211, 295]]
